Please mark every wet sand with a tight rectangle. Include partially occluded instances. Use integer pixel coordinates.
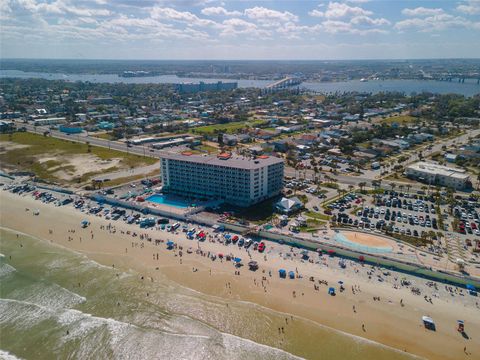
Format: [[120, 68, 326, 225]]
[[1, 190, 479, 360]]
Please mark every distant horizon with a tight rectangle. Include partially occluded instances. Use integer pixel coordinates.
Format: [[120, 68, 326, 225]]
[[2, 57, 480, 62]]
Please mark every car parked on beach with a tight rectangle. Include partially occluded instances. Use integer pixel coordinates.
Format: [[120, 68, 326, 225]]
[[258, 242, 266, 252]]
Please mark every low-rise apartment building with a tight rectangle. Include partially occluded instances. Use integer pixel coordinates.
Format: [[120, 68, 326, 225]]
[[405, 162, 471, 189]]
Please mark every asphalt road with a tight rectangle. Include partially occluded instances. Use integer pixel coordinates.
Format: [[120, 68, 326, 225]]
[[20, 123, 162, 159]]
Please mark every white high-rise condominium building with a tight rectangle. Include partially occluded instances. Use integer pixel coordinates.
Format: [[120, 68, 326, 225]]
[[160, 152, 284, 207]]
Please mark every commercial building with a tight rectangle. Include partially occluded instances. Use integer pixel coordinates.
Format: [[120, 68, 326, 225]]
[[405, 162, 471, 190], [0, 120, 14, 133], [151, 136, 199, 149], [59, 125, 83, 134], [160, 152, 284, 207], [32, 117, 66, 126]]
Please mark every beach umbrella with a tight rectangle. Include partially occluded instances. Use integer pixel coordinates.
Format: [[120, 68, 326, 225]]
[[279, 269, 286, 278], [234, 257, 242, 263], [166, 241, 174, 247], [338, 280, 344, 285], [359, 255, 365, 262], [288, 271, 295, 279], [218, 253, 224, 258], [466, 284, 476, 291]]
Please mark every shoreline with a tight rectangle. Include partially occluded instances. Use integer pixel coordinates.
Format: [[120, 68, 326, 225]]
[[1, 190, 479, 360], [0, 224, 416, 360]]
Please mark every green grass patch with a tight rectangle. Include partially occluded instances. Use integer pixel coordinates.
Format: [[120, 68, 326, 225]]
[[195, 144, 218, 154], [91, 132, 115, 140], [304, 211, 330, 221], [299, 219, 326, 232], [380, 115, 419, 125], [191, 120, 266, 135], [387, 232, 432, 247], [321, 182, 339, 189], [294, 194, 308, 204], [0, 132, 156, 184]]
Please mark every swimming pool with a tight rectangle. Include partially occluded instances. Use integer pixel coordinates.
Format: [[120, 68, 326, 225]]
[[145, 194, 189, 209], [333, 233, 393, 254]]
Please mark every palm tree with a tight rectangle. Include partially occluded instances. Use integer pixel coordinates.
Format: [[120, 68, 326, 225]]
[[406, 184, 411, 194], [359, 182, 367, 193], [390, 182, 396, 192], [436, 232, 444, 243], [398, 184, 404, 193]]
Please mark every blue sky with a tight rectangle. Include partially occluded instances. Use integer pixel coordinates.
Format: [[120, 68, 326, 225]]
[[1, 0, 480, 59]]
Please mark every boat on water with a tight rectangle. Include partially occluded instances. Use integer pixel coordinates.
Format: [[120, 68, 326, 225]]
[[360, 78, 368, 82]]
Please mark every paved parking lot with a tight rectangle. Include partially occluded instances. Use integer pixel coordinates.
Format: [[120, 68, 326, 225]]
[[328, 190, 480, 263]]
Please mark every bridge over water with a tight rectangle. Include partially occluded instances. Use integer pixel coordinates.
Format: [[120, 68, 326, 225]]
[[265, 77, 302, 89]]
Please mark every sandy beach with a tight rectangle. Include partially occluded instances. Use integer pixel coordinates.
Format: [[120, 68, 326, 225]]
[[1, 189, 479, 360]]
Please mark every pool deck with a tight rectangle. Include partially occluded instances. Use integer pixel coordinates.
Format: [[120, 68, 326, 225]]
[[146, 194, 190, 209]]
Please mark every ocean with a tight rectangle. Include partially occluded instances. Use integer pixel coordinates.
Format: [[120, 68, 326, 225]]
[[0, 228, 418, 360]]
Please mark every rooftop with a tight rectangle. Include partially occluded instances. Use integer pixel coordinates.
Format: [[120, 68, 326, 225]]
[[160, 151, 284, 170], [407, 162, 470, 180]]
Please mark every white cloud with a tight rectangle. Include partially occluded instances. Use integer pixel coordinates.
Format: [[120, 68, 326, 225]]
[[151, 7, 219, 28], [321, 19, 387, 35], [16, 0, 111, 17], [318, 2, 373, 19], [201, 6, 241, 17], [220, 17, 271, 38], [457, 0, 480, 15], [395, 13, 480, 32], [309, 9, 324, 18], [351, 15, 390, 26], [308, 2, 388, 35], [402, 7, 444, 17], [0, 0, 12, 14], [244, 6, 298, 25]]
